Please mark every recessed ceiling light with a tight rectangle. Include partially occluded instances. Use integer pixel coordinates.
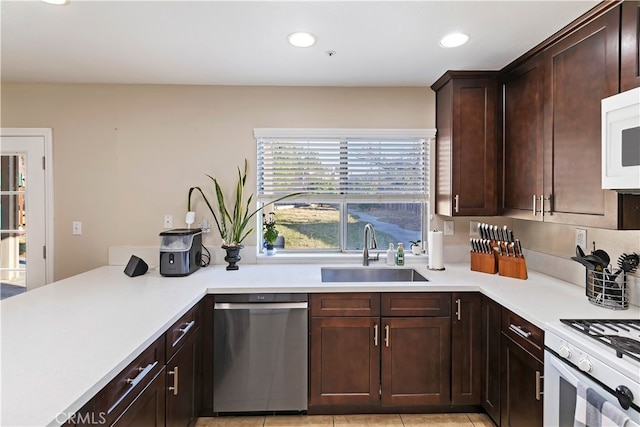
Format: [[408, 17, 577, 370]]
[[287, 32, 317, 48], [41, 0, 70, 4], [439, 33, 470, 48]]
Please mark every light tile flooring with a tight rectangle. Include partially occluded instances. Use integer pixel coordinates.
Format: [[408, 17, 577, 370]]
[[196, 413, 496, 427]]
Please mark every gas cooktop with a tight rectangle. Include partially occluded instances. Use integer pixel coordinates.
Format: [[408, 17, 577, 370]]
[[560, 319, 640, 363]]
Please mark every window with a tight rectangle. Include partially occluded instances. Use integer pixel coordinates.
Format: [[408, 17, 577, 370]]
[[255, 128, 435, 252]]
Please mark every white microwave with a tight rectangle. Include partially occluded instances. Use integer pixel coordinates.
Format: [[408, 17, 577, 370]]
[[601, 87, 640, 193]]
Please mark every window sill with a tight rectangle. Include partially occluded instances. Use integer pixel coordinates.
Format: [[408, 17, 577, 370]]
[[256, 252, 430, 266]]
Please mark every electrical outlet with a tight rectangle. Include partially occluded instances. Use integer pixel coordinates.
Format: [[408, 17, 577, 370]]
[[163, 215, 173, 229], [72, 221, 82, 235], [469, 221, 479, 236], [575, 228, 587, 252], [444, 220, 454, 236]]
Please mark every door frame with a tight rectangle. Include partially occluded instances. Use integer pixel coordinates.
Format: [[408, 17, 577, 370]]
[[1, 128, 54, 284]]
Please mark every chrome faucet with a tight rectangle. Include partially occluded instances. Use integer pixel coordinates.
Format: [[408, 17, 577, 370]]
[[363, 223, 379, 266]]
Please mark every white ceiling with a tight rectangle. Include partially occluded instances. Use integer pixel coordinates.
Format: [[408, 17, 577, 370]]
[[1, 0, 600, 87]]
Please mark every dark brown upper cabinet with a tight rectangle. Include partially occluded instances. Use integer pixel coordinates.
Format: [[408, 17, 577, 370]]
[[431, 71, 499, 217], [621, 0, 640, 92]]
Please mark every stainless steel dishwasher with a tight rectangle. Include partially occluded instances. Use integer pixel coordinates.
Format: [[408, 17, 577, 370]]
[[213, 293, 308, 413]]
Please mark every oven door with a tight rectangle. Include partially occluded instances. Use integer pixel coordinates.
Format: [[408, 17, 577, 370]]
[[544, 350, 640, 426]]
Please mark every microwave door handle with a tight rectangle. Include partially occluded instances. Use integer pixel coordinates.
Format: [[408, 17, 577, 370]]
[[548, 353, 580, 388]]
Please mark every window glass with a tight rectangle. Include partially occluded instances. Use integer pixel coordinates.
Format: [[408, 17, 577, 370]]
[[346, 203, 422, 250], [271, 203, 340, 250]]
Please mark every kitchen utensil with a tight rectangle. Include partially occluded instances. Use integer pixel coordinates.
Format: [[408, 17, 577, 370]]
[[571, 256, 596, 270], [618, 252, 639, 273], [593, 249, 610, 267], [576, 245, 586, 258], [583, 254, 606, 271]]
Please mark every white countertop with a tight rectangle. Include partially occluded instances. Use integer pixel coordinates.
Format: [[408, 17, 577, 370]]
[[1, 262, 639, 427]]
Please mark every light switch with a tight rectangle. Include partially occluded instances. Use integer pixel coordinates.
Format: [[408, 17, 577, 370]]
[[72, 221, 82, 235], [444, 221, 454, 236]]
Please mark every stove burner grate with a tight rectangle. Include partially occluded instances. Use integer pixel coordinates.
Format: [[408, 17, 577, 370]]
[[560, 319, 640, 363]]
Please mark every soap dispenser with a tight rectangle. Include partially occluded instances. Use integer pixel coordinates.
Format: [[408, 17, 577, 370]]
[[396, 242, 405, 266], [386, 243, 395, 266]]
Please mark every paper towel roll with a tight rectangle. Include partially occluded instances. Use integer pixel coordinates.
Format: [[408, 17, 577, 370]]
[[428, 230, 445, 270]]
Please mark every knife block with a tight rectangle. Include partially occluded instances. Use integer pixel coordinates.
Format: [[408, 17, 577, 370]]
[[470, 251, 498, 274], [497, 254, 528, 280]]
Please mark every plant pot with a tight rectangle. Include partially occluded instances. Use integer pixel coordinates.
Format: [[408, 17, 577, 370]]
[[223, 244, 243, 271], [266, 243, 276, 256], [411, 244, 422, 255]]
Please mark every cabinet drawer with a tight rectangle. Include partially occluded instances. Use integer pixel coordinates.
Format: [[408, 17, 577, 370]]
[[381, 293, 451, 317], [501, 308, 544, 361], [310, 293, 380, 317], [95, 335, 166, 425], [166, 302, 201, 359]]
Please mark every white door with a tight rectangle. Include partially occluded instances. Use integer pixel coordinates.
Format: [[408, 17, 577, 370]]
[[0, 129, 53, 292]]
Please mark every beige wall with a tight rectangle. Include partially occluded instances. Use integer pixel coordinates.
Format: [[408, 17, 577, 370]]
[[1, 83, 435, 279], [4, 83, 638, 281]]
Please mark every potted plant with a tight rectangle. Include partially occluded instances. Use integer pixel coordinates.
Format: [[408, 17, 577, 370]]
[[410, 239, 422, 255], [263, 212, 278, 255], [188, 159, 299, 270]]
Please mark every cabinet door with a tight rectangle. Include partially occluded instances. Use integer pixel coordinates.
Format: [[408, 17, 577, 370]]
[[621, 1, 640, 91], [111, 368, 166, 427], [500, 335, 543, 427], [451, 293, 482, 405], [543, 7, 620, 228], [433, 72, 498, 217], [381, 317, 450, 406], [309, 317, 380, 407], [481, 296, 501, 424], [166, 329, 200, 427], [502, 54, 545, 220]]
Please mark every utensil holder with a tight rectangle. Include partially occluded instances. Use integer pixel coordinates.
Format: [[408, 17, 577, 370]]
[[497, 254, 528, 280], [586, 270, 628, 310], [470, 251, 498, 274]]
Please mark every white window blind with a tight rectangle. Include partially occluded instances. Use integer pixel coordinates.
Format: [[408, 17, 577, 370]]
[[255, 129, 433, 201]]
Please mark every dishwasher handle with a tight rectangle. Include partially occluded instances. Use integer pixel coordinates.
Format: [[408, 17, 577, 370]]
[[214, 302, 308, 310]]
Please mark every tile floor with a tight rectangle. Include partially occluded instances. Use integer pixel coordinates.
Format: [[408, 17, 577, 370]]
[[196, 413, 496, 427]]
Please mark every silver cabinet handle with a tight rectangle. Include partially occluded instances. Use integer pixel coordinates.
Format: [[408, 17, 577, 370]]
[[540, 194, 545, 217], [536, 371, 543, 401], [168, 366, 179, 396], [455, 298, 461, 321], [110, 361, 158, 413], [532, 194, 537, 216], [509, 324, 532, 339], [373, 324, 378, 347], [454, 194, 460, 213], [172, 320, 195, 348], [384, 325, 390, 347]]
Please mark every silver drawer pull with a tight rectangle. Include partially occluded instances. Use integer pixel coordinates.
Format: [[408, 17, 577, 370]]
[[384, 325, 390, 347], [172, 320, 195, 347], [536, 371, 544, 401], [110, 361, 158, 413], [373, 324, 378, 347], [168, 366, 179, 396], [509, 323, 532, 339]]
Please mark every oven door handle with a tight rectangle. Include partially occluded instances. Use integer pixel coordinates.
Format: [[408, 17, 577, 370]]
[[548, 352, 580, 388]]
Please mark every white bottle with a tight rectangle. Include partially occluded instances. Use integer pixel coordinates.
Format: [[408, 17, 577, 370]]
[[386, 243, 395, 266]]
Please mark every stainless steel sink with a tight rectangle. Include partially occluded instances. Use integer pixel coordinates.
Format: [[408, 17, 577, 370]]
[[321, 267, 429, 282]]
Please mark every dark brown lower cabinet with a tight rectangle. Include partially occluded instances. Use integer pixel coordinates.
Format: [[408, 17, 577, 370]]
[[381, 316, 450, 406], [481, 296, 501, 424], [166, 329, 201, 427], [500, 334, 544, 427], [451, 293, 482, 406], [309, 316, 380, 407], [309, 293, 453, 412], [112, 368, 166, 427]]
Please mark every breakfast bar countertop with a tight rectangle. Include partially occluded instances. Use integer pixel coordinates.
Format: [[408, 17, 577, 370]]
[[1, 262, 639, 426]]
